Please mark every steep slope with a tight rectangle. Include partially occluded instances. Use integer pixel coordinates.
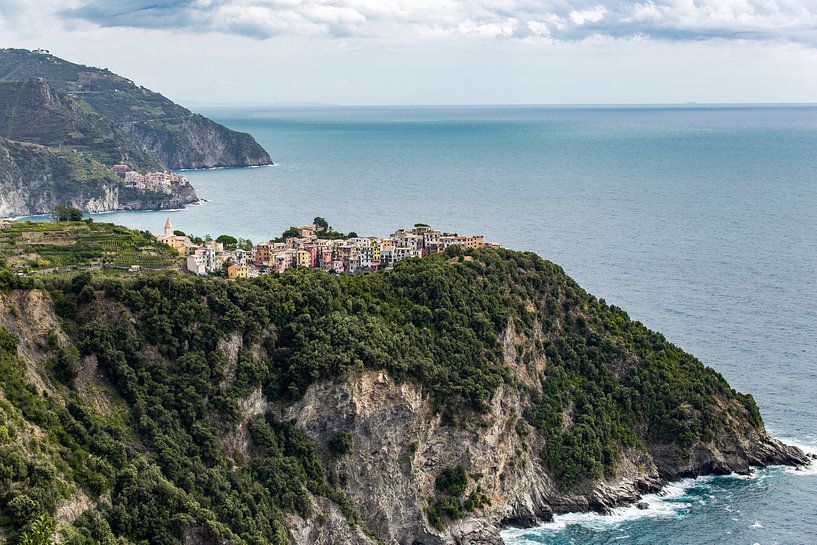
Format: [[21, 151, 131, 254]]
[[0, 49, 272, 169], [0, 80, 161, 172], [0, 247, 807, 545], [0, 138, 196, 217]]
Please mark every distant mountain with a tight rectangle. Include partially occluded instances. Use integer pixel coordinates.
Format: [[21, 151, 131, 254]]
[[0, 137, 197, 217], [0, 48, 272, 169]]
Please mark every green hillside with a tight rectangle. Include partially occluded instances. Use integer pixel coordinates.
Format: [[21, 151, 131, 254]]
[[0, 80, 161, 172], [0, 245, 792, 545], [0, 49, 272, 169], [0, 220, 180, 273]]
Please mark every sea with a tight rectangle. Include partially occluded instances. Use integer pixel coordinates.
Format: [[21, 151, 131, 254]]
[[90, 104, 817, 544]]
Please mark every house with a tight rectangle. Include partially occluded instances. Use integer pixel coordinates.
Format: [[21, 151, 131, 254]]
[[291, 223, 318, 238], [186, 247, 216, 276], [227, 264, 249, 279], [255, 242, 273, 266], [296, 250, 311, 268]]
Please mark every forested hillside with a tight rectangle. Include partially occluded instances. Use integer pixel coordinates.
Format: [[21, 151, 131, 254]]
[[0, 80, 161, 172], [0, 49, 272, 170], [0, 245, 805, 545]]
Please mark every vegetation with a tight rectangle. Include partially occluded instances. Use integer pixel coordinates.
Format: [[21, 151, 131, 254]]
[[0, 48, 271, 170], [0, 221, 180, 273], [426, 465, 488, 529], [0, 244, 766, 541], [215, 235, 238, 249], [0, 79, 161, 171], [52, 206, 83, 222]]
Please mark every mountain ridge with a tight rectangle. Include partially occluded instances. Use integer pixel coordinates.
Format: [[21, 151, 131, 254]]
[[0, 48, 272, 170]]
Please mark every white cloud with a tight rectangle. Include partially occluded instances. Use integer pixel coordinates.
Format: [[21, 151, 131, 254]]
[[35, 0, 812, 46], [569, 6, 606, 25]]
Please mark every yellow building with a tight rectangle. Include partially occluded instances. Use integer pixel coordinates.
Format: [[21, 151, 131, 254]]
[[296, 250, 311, 268], [227, 264, 249, 279]]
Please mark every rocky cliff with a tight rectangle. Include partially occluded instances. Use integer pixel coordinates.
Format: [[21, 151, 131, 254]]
[[0, 138, 197, 217], [0, 249, 808, 545]]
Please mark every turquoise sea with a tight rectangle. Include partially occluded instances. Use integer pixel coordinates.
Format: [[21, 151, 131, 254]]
[[93, 105, 817, 545]]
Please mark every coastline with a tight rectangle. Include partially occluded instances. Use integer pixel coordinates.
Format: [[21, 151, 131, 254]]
[[176, 162, 276, 172], [500, 439, 816, 543]]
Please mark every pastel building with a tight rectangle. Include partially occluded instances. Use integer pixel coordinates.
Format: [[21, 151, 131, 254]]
[[156, 218, 192, 255], [227, 264, 250, 279], [187, 247, 217, 276]]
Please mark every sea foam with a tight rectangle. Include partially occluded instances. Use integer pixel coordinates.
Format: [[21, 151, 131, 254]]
[[780, 437, 817, 476], [501, 478, 699, 543]]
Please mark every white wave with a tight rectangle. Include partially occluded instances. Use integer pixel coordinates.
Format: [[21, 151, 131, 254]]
[[779, 437, 817, 476], [501, 478, 699, 542]]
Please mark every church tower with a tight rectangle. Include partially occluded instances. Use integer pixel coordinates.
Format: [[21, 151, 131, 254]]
[[164, 218, 173, 238]]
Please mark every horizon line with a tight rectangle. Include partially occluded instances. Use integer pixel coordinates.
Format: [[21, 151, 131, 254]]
[[184, 100, 817, 109]]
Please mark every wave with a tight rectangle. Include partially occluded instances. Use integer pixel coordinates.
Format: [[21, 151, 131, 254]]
[[779, 436, 817, 476], [501, 478, 699, 543], [500, 461, 807, 545]]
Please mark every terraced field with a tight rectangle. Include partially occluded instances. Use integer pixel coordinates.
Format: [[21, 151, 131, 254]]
[[0, 220, 181, 273]]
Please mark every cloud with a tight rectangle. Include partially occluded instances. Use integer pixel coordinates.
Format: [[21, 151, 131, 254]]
[[56, 0, 817, 45]]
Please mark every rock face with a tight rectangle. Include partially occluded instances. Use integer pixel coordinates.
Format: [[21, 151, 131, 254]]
[[278, 369, 806, 545], [0, 138, 198, 217]]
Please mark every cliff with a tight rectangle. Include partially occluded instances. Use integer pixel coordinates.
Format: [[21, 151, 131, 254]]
[[0, 248, 807, 545], [0, 138, 197, 217], [0, 49, 272, 169]]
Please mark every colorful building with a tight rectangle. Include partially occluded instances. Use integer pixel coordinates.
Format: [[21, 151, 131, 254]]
[[227, 264, 250, 279]]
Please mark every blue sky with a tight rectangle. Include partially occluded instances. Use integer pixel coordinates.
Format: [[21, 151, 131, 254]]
[[1, 0, 816, 104]]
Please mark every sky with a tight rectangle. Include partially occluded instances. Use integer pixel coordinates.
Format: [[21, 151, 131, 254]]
[[1, 0, 816, 105]]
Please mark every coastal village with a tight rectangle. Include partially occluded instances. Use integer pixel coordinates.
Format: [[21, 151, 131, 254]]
[[156, 218, 499, 279], [113, 164, 195, 195]]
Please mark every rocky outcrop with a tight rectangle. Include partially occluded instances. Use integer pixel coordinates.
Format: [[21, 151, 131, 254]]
[[0, 138, 198, 216], [286, 497, 377, 545], [0, 270, 808, 545], [272, 368, 807, 545]]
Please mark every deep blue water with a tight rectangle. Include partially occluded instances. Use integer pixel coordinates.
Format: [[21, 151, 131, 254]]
[[93, 105, 817, 544]]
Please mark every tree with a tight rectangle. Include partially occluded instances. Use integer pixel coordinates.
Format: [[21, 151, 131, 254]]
[[216, 235, 238, 249], [313, 217, 329, 231], [19, 514, 55, 545], [173, 230, 186, 237], [52, 205, 83, 222], [282, 228, 300, 239]]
